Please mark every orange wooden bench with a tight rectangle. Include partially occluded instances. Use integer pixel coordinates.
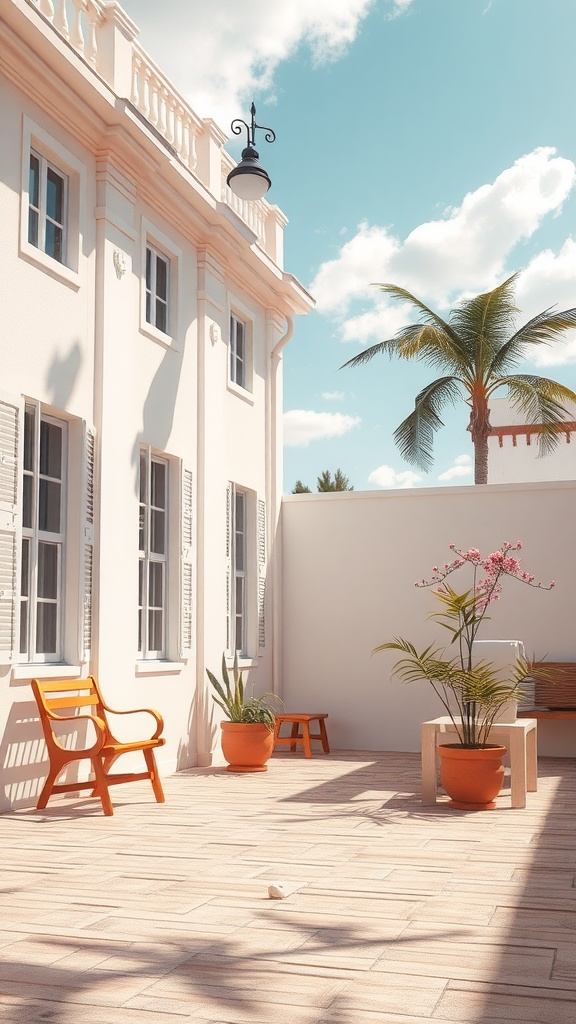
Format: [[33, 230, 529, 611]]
[[274, 713, 330, 758], [31, 676, 166, 816]]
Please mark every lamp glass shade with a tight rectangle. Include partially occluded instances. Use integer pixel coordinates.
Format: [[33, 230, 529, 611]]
[[226, 145, 271, 201]]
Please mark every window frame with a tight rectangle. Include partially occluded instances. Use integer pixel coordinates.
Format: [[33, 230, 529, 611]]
[[140, 219, 182, 348], [19, 403, 67, 664], [138, 447, 169, 661], [227, 484, 257, 660], [227, 301, 254, 399], [20, 117, 84, 287], [28, 150, 68, 265], [145, 243, 170, 335]]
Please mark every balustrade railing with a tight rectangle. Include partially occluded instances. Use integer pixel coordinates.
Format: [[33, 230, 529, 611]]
[[28, 0, 284, 262], [130, 44, 201, 173], [33, 0, 103, 67]]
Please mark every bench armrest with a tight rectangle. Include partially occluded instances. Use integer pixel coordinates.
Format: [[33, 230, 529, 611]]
[[42, 712, 107, 754], [99, 703, 164, 740]]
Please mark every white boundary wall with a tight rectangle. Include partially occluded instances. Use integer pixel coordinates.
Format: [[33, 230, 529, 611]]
[[281, 481, 576, 758]]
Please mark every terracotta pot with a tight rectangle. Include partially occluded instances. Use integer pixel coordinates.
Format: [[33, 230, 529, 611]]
[[438, 743, 507, 810], [220, 721, 275, 773]]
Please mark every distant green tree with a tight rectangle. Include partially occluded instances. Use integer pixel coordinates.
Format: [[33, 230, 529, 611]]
[[316, 469, 354, 492], [291, 469, 354, 493]]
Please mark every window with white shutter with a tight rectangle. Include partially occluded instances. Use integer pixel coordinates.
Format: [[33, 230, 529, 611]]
[[0, 396, 22, 664]]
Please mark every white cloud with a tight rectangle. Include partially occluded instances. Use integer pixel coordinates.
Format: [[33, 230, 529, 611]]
[[515, 239, 576, 367], [368, 465, 423, 488], [128, 0, 380, 130], [437, 454, 473, 482], [321, 391, 345, 400], [284, 409, 361, 447], [310, 148, 576, 344]]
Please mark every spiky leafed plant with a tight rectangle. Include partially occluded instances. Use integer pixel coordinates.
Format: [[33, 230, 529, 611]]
[[206, 652, 280, 728], [341, 275, 576, 484]]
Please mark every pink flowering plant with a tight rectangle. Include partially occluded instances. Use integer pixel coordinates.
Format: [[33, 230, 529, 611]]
[[375, 541, 555, 747]]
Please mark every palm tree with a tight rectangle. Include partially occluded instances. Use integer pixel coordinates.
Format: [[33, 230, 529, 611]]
[[341, 275, 576, 484]]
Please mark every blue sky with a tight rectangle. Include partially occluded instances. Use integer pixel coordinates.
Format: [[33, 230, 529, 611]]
[[122, 0, 576, 491]]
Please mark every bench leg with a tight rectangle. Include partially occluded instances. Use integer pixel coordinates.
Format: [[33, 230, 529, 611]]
[[421, 723, 439, 805], [290, 721, 299, 752], [144, 748, 165, 803], [36, 767, 60, 810], [318, 718, 330, 753], [302, 722, 312, 758], [90, 758, 114, 816]]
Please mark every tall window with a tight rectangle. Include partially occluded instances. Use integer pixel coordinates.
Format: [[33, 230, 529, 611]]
[[20, 407, 66, 661], [139, 449, 168, 658], [28, 151, 67, 264], [146, 245, 169, 334], [227, 486, 248, 656], [230, 314, 246, 388]]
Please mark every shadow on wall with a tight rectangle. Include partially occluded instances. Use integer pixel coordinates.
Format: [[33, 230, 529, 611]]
[[0, 697, 89, 813], [131, 343, 185, 488], [46, 340, 83, 410]]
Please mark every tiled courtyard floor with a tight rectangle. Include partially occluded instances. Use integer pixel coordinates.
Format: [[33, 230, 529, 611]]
[[0, 750, 575, 1023]]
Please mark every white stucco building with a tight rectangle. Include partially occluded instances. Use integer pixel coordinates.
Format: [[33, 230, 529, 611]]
[[0, 0, 313, 808], [488, 396, 576, 483]]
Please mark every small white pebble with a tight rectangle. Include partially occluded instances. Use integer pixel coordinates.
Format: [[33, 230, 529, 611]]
[[268, 883, 286, 899]]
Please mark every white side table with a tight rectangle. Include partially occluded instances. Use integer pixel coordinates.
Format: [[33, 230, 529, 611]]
[[421, 717, 538, 808]]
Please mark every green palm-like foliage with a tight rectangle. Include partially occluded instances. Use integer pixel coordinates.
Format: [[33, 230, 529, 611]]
[[206, 652, 280, 729], [341, 275, 576, 483]]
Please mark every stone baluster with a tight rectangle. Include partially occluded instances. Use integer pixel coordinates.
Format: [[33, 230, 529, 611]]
[[165, 93, 175, 145], [54, 0, 69, 38], [39, 0, 55, 18], [159, 87, 168, 136], [142, 67, 151, 119], [131, 55, 141, 108], [85, 4, 98, 67], [180, 113, 190, 166], [70, 0, 85, 55], [149, 75, 159, 127], [188, 125, 198, 171]]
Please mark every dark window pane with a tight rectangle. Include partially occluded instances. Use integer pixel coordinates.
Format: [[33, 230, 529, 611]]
[[28, 208, 39, 247], [149, 561, 163, 606], [151, 461, 166, 509], [138, 559, 144, 604], [20, 539, 29, 598], [36, 602, 57, 654], [45, 222, 63, 263], [39, 480, 61, 533], [155, 299, 167, 333], [150, 510, 165, 554], [19, 599, 28, 656], [236, 321, 245, 360], [23, 409, 34, 472], [40, 421, 62, 479], [46, 168, 63, 223], [139, 508, 145, 552], [156, 255, 167, 299], [29, 154, 39, 207], [22, 476, 33, 530], [149, 609, 163, 651], [146, 246, 151, 288], [38, 543, 58, 599], [139, 453, 147, 502], [138, 608, 143, 654], [145, 291, 151, 324]]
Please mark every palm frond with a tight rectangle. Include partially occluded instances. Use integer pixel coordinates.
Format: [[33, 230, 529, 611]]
[[393, 377, 462, 470], [450, 275, 520, 362], [488, 306, 576, 377], [500, 375, 576, 456]]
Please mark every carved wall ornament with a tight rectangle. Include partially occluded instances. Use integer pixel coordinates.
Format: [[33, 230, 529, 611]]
[[209, 322, 221, 345], [113, 249, 127, 279]]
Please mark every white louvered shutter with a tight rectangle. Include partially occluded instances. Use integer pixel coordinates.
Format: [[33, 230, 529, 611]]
[[225, 482, 233, 655], [80, 424, 95, 664], [257, 498, 266, 650], [0, 396, 22, 664], [178, 466, 193, 659]]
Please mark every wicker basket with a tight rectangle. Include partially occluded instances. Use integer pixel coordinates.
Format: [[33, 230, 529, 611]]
[[533, 662, 576, 710]]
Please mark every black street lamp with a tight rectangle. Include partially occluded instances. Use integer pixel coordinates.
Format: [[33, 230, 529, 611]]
[[226, 102, 276, 202]]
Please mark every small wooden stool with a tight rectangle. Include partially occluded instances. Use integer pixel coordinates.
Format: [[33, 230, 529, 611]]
[[274, 714, 330, 758]]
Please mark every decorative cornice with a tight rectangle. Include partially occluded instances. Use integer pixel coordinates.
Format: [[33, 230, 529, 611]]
[[489, 423, 576, 447]]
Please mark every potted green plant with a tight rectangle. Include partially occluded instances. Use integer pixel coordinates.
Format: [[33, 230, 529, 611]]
[[375, 541, 555, 809], [206, 653, 282, 772]]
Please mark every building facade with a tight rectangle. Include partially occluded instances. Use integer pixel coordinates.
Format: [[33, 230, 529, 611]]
[[488, 396, 576, 483], [0, 0, 312, 809]]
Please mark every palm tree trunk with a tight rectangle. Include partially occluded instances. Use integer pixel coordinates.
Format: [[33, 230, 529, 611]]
[[473, 436, 489, 484]]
